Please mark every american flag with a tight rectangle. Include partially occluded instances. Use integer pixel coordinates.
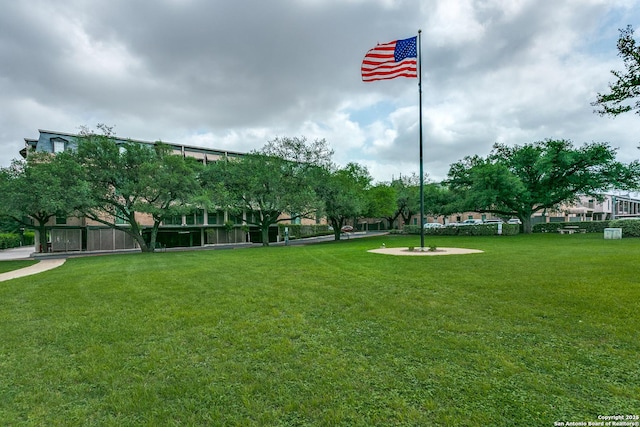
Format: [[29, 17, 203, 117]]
[[361, 36, 418, 82]]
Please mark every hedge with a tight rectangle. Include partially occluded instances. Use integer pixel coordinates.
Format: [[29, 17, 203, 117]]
[[0, 233, 22, 250], [609, 219, 640, 237], [533, 221, 611, 233], [402, 223, 519, 236]]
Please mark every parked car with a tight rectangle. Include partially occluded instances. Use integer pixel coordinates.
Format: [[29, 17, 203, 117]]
[[460, 219, 483, 226], [341, 225, 354, 232], [423, 222, 443, 229], [507, 218, 522, 225], [483, 219, 504, 224]]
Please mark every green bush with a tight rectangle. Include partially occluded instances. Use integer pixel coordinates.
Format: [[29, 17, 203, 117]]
[[0, 233, 22, 250], [609, 219, 640, 237], [403, 224, 519, 236], [533, 221, 611, 233], [23, 231, 35, 245]]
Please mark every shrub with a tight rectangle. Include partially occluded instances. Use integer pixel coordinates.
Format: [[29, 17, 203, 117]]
[[403, 224, 519, 236], [0, 233, 21, 250], [533, 221, 611, 233], [533, 223, 565, 233], [23, 231, 35, 245], [609, 219, 640, 237]]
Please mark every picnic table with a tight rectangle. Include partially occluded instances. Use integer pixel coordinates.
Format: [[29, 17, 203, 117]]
[[558, 226, 586, 234]]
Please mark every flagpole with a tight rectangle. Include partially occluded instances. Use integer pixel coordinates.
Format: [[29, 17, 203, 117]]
[[418, 29, 425, 249]]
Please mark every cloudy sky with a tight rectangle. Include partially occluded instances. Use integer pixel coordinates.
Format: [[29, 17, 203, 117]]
[[1, 0, 639, 183]]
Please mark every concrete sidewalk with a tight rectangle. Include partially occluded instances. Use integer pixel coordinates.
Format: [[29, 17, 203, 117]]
[[0, 246, 67, 282], [0, 259, 66, 282]]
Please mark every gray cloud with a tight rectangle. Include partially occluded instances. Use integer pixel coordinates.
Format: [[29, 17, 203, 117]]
[[1, 0, 639, 183]]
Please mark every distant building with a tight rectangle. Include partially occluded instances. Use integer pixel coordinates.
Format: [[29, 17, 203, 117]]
[[533, 193, 640, 223], [397, 193, 640, 229]]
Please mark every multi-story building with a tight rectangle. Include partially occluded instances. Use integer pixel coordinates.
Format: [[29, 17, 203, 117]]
[[20, 129, 320, 252], [535, 193, 640, 223]]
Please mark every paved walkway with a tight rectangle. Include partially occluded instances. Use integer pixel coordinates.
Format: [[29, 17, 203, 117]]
[[0, 259, 66, 282], [0, 246, 67, 282]]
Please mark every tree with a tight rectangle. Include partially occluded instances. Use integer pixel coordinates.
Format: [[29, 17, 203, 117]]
[[315, 163, 372, 241], [423, 183, 457, 221], [132, 143, 204, 250], [75, 128, 203, 252], [593, 25, 640, 117], [377, 174, 422, 229], [0, 151, 90, 252], [447, 139, 640, 233], [203, 137, 333, 246], [364, 183, 398, 228]]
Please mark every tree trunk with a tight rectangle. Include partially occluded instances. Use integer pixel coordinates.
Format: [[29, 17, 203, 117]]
[[261, 224, 270, 246], [522, 215, 533, 234], [128, 219, 150, 252], [330, 218, 342, 241], [36, 222, 47, 253], [146, 222, 161, 253]]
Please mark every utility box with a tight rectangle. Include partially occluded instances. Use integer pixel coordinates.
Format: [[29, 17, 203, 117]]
[[604, 228, 622, 240]]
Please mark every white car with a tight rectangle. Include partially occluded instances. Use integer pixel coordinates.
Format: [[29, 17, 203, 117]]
[[423, 222, 443, 229], [507, 218, 522, 225], [484, 219, 504, 224], [460, 219, 483, 226]]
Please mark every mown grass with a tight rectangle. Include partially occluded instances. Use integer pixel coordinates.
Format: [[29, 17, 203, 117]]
[[0, 260, 37, 274], [0, 234, 638, 426]]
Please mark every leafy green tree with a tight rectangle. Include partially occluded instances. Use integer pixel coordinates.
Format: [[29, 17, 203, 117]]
[[447, 139, 640, 233], [378, 174, 422, 228], [315, 163, 371, 240], [395, 174, 421, 226], [203, 137, 332, 246], [0, 151, 90, 252], [423, 183, 456, 221], [593, 25, 640, 117], [75, 129, 203, 252], [364, 183, 398, 228], [132, 143, 204, 250]]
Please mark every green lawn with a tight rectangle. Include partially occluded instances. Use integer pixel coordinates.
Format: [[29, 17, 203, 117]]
[[0, 260, 37, 274], [0, 234, 638, 426]]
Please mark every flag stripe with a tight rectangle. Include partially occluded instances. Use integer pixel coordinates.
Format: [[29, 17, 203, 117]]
[[361, 36, 418, 82]]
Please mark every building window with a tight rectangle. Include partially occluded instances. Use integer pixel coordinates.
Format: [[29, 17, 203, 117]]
[[163, 215, 182, 226], [184, 209, 205, 226], [52, 138, 66, 153], [55, 215, 67, 225], [185, 212, 195, 226], [195, 209, 205, 225]]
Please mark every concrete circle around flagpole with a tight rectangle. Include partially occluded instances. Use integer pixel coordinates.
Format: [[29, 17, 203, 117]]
[[367, 247, 483, 256]]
